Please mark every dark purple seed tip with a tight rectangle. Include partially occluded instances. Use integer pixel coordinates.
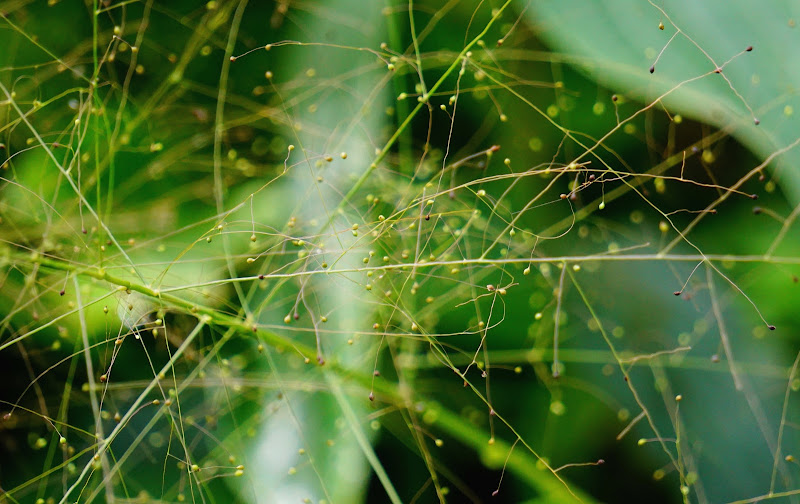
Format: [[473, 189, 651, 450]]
[[673, 291, 682, 296], [754, 118, 760, 125], [597, 459, 605, 464], [753, 206, 762, 215], [750, 193, 759, 200], [611, 94, 618, 102], [492, 490, 499, 497], [368, 392, 374, 401], [59, 290, 66, 296], [768, 325, 776, 331], [649, 65, 655, 74], [746, 45, 753, 52]]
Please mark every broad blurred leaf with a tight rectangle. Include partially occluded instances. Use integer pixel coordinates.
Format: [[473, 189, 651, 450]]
[[525, 0, 800, 200]]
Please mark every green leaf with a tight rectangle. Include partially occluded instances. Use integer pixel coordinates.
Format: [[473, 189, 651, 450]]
[[525, 0, 800, 200]]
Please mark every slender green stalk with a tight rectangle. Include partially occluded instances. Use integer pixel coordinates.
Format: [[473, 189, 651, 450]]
[[59, 320, 208, 504], [327, 373, 403, 504], [7, 247, 589, 503]]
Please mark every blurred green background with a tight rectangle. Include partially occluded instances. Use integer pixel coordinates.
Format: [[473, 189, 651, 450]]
[[1, 1, 799, 503]]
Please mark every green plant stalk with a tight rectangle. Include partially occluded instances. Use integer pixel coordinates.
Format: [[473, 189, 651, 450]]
[[326, 372, 403, 504], [384, 0, 414, 167], [59, 320, 208, 504], [213, 0, 251, 316], [407, 0, 428, 95], [74, 276, 115, 503], [92, 0, 102, 243], [10, 250, 594, 503]]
